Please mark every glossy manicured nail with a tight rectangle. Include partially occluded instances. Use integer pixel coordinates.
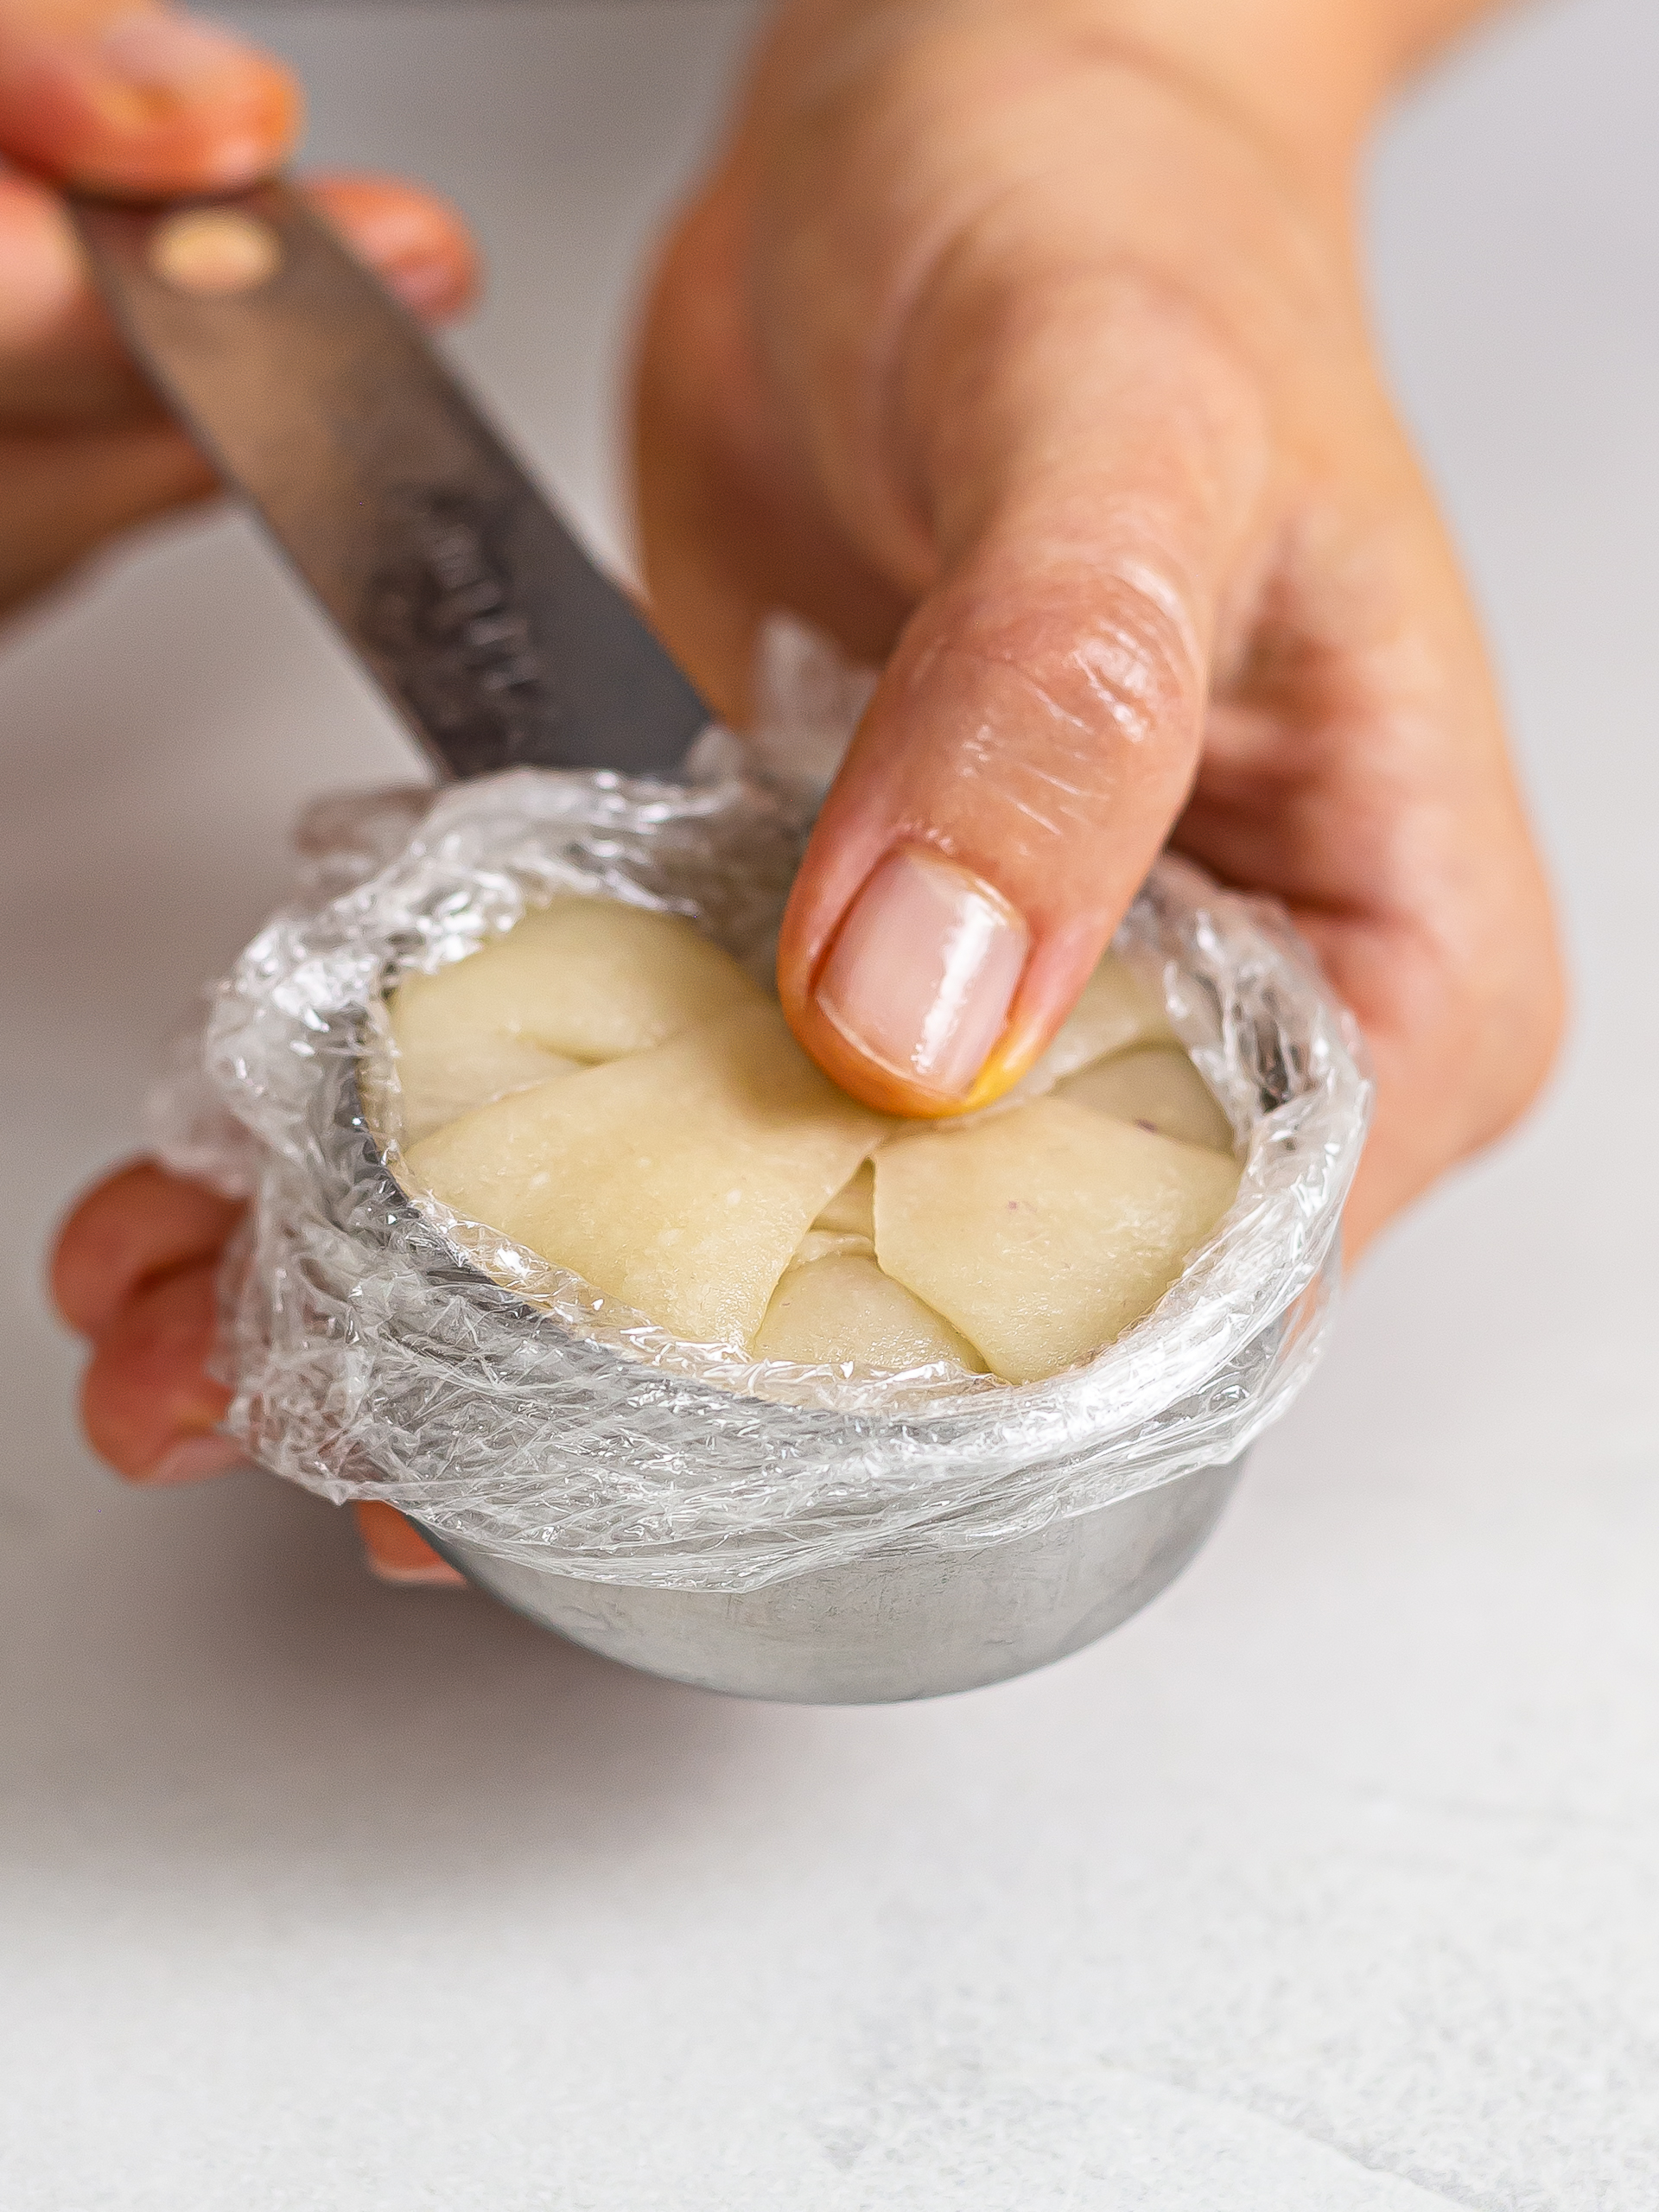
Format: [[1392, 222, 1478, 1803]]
[[147, 1431, 245, 1484], [817, 845, 1029, 1099]]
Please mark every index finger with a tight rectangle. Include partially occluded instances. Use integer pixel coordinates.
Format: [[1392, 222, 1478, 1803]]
[[0, 0, 298, 197]]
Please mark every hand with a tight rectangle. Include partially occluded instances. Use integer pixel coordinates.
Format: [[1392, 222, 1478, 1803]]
[[21, 0, 474, 1578], [633, 0, 1562, 1247], [53, 0, 1563, 1554], [50, 1160, 463, 1581], [0, 0, 478, 615]]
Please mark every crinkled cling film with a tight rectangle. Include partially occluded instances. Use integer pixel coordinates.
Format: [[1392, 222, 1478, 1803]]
[[159, 641, 1371, 1597]]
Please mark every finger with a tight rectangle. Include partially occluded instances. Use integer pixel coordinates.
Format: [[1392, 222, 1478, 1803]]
[[0, 169, 156, 423], [305, 170, 480, 326], [79, 1255, 234, 1481], [0, 168, 479, 429], [632, 164, 909, 725], [0, 420, 213, 610], [1175, 468, 1567, 1257], [778, 276, 1269, 1116], [51, 1157, 243, 1339], [0, 0, 299, 196], [353, 1501, 467, 1588], [1, 170, 480, 611]]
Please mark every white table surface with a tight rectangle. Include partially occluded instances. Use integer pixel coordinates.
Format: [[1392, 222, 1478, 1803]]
[[3, 3, 1656, 2205]]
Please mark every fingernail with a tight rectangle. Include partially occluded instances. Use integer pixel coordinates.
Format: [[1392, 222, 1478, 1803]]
[[95, 14, 252, 93], [817, 846, 1029, 1098], [365, 1552, 467, 1589], [380, 251, 460, 317], [147, 1431, 245, 1484], [315, 190, 472, 321], [354, 1500, 467, 1587], [36, 11, 299, 191]]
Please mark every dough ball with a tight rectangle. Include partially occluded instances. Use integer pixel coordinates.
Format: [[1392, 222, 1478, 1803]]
[[1057, 1046, 1234, 1154], [388, 897, 763, 1141], [874, 1098, 1240, 1384], [403, 1004, 887, 1348], [753, 1250, 987, 1374], [812, 1161, 876, 1239]]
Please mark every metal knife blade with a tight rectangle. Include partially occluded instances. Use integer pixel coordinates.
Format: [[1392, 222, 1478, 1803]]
[[71, 182, 710, 782]]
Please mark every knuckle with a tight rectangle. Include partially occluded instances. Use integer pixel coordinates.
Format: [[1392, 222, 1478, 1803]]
[[900, 566, 1206, 891], [944, 565, 1205, 760]]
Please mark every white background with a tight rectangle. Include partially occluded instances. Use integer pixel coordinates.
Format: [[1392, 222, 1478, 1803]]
[[2, 3, 1656, 2205]]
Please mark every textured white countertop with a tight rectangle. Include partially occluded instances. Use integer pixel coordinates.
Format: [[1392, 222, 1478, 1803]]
[[3, 4, 1656, 2205]]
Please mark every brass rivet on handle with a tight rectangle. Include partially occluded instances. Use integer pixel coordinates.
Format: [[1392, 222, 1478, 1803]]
[[148, 208, 283, 297]]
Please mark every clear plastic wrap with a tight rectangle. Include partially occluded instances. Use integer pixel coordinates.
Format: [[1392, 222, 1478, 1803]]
[[156, 629, 1372, 1595]]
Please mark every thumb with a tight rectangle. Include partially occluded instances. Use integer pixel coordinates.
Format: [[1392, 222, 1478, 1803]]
[[0, 0, 299, 196], [778, 287, 1268, 1117]]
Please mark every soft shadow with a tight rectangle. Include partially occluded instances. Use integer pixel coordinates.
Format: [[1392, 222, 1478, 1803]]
[[6, 1465, 782, 1901]]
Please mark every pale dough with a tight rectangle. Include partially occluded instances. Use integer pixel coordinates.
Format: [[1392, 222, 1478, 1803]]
[[753, 1249, 988, 1373], [391, 910, 1237, 1382], [1057, 1046, 1234, 1154], [873, 1098, 1240, 1384], [388, 898, 763, 1141], [388, 1031, 581, 1147], [1016, 951, 1176, 1093], [812, 1161, 876, 1239], [788, 1229, 876, 1268], [403, 1004, 887, 1348]]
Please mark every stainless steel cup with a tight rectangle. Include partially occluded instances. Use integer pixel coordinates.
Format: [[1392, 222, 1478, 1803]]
[[422, 1457, 1242, 1702]]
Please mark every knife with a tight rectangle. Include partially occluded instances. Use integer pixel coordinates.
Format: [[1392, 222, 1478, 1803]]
[[70, 181, 711, 783]]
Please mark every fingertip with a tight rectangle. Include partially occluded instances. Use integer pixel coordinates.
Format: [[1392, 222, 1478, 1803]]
[[783, 842, 1027, 1116], [775, 542, 1213, 1118], [304, 171, 480, 323], [79, 1257, 230, 1481], [0, 9, 302, 197], [147, 1430, 245, 1484], [353, 1501, 467, 1587], [781, 846, 1109, 1118]]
